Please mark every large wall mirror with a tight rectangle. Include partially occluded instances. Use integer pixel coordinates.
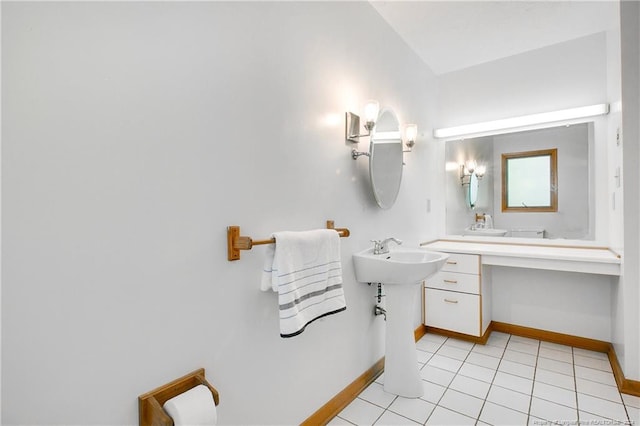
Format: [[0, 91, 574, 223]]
[[445, 123, 593, 240], [369, 108, 403, 209], [502, 148, 558, 212]]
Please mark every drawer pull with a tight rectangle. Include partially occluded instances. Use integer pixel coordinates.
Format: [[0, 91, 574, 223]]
[[443, 279, 458, 284], [446, 261, 458, 265], [444, 298, 459, 304]]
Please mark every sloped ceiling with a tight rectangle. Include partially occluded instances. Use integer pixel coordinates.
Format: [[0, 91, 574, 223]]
[[370, 1, 619, 75]]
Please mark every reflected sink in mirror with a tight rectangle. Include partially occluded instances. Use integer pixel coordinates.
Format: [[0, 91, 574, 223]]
[[352, 247, 449, 285], [462, 227, 508, 237]]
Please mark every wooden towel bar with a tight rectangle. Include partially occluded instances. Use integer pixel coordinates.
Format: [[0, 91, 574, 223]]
[[138, 368, 219, 426], [227, 219, 350, 261]]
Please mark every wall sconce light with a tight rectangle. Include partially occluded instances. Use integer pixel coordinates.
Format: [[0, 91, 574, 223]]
[[403, 124, 418, 152], [460, 161, 485, 185], [345, 100, 379, 143]]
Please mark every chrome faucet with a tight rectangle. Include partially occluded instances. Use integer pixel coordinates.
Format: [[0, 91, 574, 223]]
[[371, 237, 403, 254]]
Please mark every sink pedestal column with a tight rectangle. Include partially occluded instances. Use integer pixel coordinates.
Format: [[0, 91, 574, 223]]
[[383, 282, 423, 398]]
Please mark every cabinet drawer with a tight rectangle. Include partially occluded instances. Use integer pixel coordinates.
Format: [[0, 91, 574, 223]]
[[426, 271, 480, 295], [425, 288, 480, 336], [441, 253, 480, 274]]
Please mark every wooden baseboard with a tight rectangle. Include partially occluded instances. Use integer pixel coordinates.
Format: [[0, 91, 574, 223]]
[[301, 357, 384, 426], [425, 324, 493, 345]]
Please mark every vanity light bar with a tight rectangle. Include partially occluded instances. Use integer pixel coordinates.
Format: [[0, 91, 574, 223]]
[[433, 103, 610, 139]]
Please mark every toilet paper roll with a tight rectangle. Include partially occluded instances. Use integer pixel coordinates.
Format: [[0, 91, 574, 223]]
[[163, 384, 217, 426]]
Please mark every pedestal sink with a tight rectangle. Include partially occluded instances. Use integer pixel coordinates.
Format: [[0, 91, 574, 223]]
[[353, 247, 449, 397]]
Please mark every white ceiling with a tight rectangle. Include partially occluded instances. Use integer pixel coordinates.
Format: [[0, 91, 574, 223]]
[[370, 1, 619, 75]]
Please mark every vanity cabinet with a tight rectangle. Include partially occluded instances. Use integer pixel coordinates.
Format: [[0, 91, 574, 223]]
[[424, 253, 491, 337]]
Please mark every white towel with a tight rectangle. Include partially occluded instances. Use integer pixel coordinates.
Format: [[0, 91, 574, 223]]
[[261, 229, 346, 337]]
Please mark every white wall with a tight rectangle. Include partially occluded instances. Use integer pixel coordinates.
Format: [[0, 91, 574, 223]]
[[618, 0, 640, 381], [1, 2, 439, 424]]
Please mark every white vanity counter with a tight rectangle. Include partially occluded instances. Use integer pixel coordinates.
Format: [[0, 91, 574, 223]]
[[421, 238, 621, 276]]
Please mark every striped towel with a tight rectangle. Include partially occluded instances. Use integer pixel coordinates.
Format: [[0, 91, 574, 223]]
[[261, 229, 346, 338]]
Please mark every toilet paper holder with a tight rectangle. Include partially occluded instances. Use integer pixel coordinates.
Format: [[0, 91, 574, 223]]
[[138, 368, 219, 426]]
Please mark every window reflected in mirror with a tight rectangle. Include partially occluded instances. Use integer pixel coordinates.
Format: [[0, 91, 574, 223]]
[[502, 148, 557, 212]]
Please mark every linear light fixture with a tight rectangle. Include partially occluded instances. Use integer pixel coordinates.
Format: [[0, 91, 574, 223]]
[[433, 103, 610, 139]]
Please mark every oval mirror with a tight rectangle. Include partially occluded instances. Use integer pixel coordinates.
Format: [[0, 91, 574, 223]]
[[467, 172, 479, 209], [369, 108, 403, 209]]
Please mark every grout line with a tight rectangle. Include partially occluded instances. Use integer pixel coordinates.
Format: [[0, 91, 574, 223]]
[[526, 336, 541, 425], [572, 345, 581, 425]]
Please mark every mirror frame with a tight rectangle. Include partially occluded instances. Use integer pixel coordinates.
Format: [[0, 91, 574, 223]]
[[501, 148, 558, 212], [368, 107, 403, 209]]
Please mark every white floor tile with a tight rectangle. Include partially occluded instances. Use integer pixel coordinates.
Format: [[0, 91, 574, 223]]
[[574, 365, 617, 386], [493, 371, 534, 395], [416, 350, 432, 365], [503, 348, 537, 367], [509, 335, 540, 346], [341, 332, 632, 426], [339, 398, 385, 426], [425, 406, 475, 425], [479, 401, 529, 425], [498, 359, 535, 380], [436, 344, 470, 361], [471, 343, 506, 358], [578, 410, 614, 425], [329, 416, 355, 425], [416, 339, 442, 354], [426, 354, 463, 373], [538, 346, 574, 364], [534, 368, 576, 391], [622, 393, 640, 409], [421, 333, 448, 344], [507, 340, 540, 356], [540, 340, 573, 353], [359, 383, 397, 409], [577, 393, 628, 421], [420, 365, 455, 387], [485, 332, 510, 348], [374, 410, 420, 426], [486, 384, 531, 414], [448, 374, 491, 400], [576, 377, 623, 403], [573, 354, 613, 372], [537, 357, 574, 376], [532, 381, 577, 408], [457, 362, 497, 383], [466, 351, 501, 370], [529, 397, 578, 423], [625, 405, 640, 424], [420, 380, 446, 405], [438, 388, 485, 419], [573, 347, 608, 361], [443, 338, 475, 351], [388, 396, 435, 424]]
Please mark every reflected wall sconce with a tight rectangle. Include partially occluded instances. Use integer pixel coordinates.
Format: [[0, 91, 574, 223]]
[[460, 161, 485, 185], [345, 100, 379, 143], [403, 124, 418, 152]]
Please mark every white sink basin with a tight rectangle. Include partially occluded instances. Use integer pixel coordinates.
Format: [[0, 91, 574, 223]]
[[463, 227, 508, 237], [353, 247, 449, 284]]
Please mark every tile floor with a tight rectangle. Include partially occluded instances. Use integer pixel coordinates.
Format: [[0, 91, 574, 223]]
[[330, 332, 640, 425]]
